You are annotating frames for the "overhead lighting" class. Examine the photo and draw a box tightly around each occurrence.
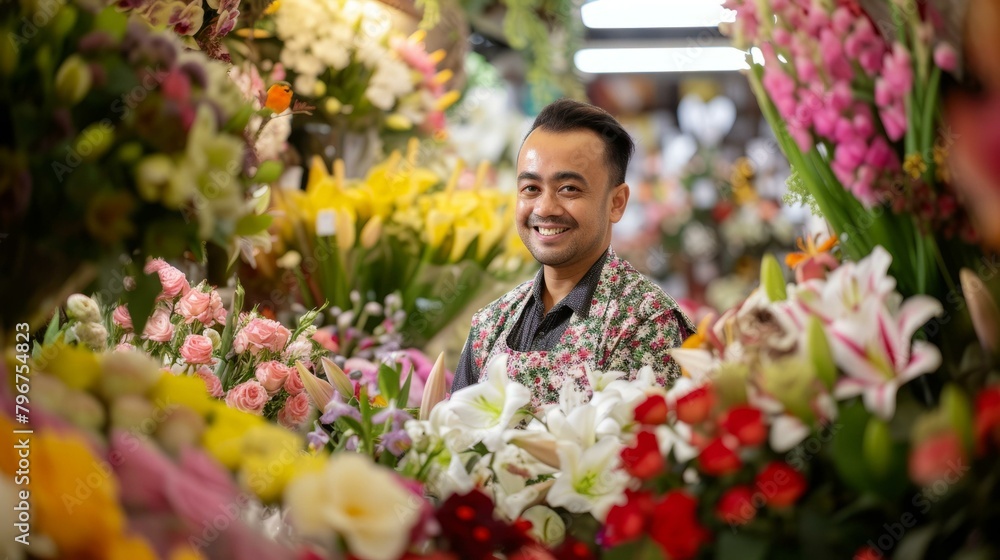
[581,0,736,29]
[574,46,750,74]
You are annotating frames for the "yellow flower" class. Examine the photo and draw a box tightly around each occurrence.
[903,153,928,179]
[202,403,266,469]
[149,372,214,416]
[32,339,102,391]
[237,423,306,503]
[107,534,157,560]
[0,415,129,557]
[785,233,838,270]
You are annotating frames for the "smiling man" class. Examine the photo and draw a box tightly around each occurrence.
[451,98,695,406]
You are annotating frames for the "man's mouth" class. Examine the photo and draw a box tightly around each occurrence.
[535,227,569,236]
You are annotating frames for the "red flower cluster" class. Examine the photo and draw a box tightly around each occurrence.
[433,489,533,560]
[602,489,710,560]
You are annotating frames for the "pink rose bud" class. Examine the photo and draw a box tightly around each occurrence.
[195,367,224,398]
[255,360,291,394]
[277,392,312,429]
[144,258,191,301]
[180,334,215,365]
[113,304,133,330]
[233,317,292,355]
[142,308,175,343]
[225,380,269,415]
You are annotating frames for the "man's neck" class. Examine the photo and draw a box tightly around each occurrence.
[540,249,607,313]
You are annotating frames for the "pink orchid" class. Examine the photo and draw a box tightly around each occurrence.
[829,296,943,419]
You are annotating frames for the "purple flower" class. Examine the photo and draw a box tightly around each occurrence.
[380,429,412,455]
[307,422,330,449]
[372,407,414,431]
[320,396,362,424]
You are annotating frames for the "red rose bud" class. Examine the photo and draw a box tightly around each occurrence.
[634,394,668,425]
[720,405,767,447]
[674,384,715,425]
[649,491,711,560]
[754,462,806,507]
[715,485,757,526]
[975,385,1000,456]
[908,430,968,487]
[601,490,655,547]
[698,437,742,477]
[621,430,665,480]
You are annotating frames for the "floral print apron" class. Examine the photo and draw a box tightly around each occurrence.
[470,249,694,408]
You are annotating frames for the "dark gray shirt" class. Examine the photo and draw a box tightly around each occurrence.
[452,252,608,392]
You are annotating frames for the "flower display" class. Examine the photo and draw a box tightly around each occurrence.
[0,1,275,333]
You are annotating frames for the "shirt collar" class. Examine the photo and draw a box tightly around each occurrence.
[530,249,610,319]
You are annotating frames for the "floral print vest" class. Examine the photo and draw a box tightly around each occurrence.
[469,248,694,408]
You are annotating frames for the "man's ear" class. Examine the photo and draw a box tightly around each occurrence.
[609,182,630,223]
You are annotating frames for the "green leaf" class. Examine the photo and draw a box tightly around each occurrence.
[126,269,163,336]
[253,161,284,185]
[234,213,273,236]
[716,532,769,560]
[862,417,893,478]
[831,400,877,493]
[940,384,974,452]
[760,253,787,301]
[397,368,413,409]
[43,312,61,345]
[604,537,666,560]
[378,363,401,403]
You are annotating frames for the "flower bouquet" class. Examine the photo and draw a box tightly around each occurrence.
[724,0,982,303]
[0,1,275,335]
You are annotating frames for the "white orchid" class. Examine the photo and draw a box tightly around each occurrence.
[446,354,531,451]
[547,437,629,522]
[829,295,943,419]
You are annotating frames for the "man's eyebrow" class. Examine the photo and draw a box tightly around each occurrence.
[516,170,589,186]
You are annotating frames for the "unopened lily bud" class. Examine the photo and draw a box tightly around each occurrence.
[508,433,560,469]
[419,352,447,421]
[760,254,787,301]
[960,268,1000,354]
[360,215,383,249]
[321,356,355,399]
[296,361,335,409]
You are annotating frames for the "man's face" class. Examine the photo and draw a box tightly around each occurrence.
[515,128,629,269]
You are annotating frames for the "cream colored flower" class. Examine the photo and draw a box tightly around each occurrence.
[285,453,420,560]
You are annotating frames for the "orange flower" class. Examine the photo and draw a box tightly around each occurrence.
[785,234,839,282]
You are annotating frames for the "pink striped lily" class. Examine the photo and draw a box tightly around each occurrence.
[829,295,943,420]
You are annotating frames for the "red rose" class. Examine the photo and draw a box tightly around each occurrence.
[698,437,742,477]
[649,491,710,560]
[634,394,668,425]
[719,405,766,447]
[601,489,655,547]
[715,485,756,526]
[674,385,715,425]
[974,385,1000,456]
[621,430,664,480]
[908,430,967,487]
[755,462,806,507]
[853,546,884,560]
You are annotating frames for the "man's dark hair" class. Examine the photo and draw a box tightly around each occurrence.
[527,98,635,187]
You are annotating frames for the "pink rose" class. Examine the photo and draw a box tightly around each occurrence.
[144,258,191,301]
[233,317,291,355]
[115,342,136,353]
[254,360,291,394]
[177,289,227,327]
[195,367,224,398]
[113,305,133,330]
[225,380,269,414]
[142,308,175,343]
[277,392,311,429]
[283,366,304,395]
[180,334,215,365]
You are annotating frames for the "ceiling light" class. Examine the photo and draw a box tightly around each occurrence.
[581,0,736,29]
[574,46,750,74]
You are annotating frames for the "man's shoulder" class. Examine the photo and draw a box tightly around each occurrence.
[613,256,686,318]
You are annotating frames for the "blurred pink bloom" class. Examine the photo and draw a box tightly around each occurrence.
[277,392,311,429]
[113,304,133,330]
[934,43,958,72]
[908,430,966,487]
[195,366,224,397]
[311,326,339,353]
[144,258,190,301]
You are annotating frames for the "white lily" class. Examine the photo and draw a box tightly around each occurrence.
[447,354,531,451]
[829,295,943,419]
[547,437,629,522]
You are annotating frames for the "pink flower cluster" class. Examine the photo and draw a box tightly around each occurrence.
[233,317,292,355]
[390,34,447,134]
[226,363,310,428]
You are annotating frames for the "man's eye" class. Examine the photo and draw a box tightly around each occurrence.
[560,185,579,192]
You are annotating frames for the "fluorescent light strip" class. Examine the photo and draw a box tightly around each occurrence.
[574,46,750,73]
[581,0,736,29]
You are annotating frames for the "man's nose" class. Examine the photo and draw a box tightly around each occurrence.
[534,190,562,217]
